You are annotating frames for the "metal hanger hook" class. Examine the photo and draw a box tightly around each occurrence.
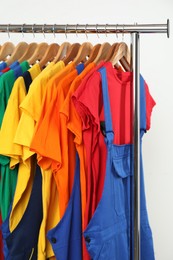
[85,24,88,39]
[105,24,108,37]
[42,24,46,38]
[96,24,100,38]
[52,24,56,38]
[65,24,68,39]
[32,24,35,38]
[116,24,118,39]
[75,24,78,37]
[21,23,25,37]
[122,24,124,41]
[7,24,10,39]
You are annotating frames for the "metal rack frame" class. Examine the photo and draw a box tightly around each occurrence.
[0,20,170,260]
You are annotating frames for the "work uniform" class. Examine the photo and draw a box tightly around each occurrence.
[84,67,155,260]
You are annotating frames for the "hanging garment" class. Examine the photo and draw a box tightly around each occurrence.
[0,61,30,221]
[1,160,42,259]
[29,61,77,171]
[83,66,155,260]
[47,152,82,260]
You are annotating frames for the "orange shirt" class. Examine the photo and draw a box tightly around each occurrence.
[30,62,76,169]
[30,64,79,218]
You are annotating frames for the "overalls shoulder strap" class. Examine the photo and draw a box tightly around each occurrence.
[139,75,147,134]
[98,66,114,145]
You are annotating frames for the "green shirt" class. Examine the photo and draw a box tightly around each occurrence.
[0,61,30,221]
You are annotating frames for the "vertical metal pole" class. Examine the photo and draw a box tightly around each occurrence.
[131,32,140,260]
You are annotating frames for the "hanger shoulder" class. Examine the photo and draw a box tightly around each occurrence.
[93,42,111,64]
[18,42,38,63]
[104,43,119,61]
[73,42,93,65]
[62,43,81,65]
[0,42,15,61]
[27,42,49,65]
[39,43,59,69]
[110,42,131,71]
[53,42,71,63]
[6,42,28,66]
[84,44,101,66]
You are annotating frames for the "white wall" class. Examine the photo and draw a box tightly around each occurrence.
[0,0,173,259]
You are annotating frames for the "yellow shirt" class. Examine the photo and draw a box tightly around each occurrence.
[14,61,65,259]
[0,64,41,231]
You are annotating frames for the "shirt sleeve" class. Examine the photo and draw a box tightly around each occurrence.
[72,72,101,132]
[30,92,62,170]
[0,78,26,168]
[144,81,156,131]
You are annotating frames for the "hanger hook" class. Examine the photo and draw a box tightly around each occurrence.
[96,24,100,38]
[122,24,124,41]
[52,24,56,38]
[85,24,88,39]
[42,24,46,38]
[116,24,118,39]
[21,23,25,37]
[7,24,10,39]
[76,24,78,37]
[105,24,108,37]
[65,24,68,39]
[32,24,35,38]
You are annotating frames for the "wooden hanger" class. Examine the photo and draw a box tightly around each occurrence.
[73,42,93,65]
[93,42,111,65]
[53,42,71,63]
[109,42,131,71]
[39,43,59,69]
[104,43,119,61]
[27,42,49,65]
[0,42,15,61]
[6,42,29,66]
[84,43,101,66]
[18,42,38,63]
[62,43,81,65]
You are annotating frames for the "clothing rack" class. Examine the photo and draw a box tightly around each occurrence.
[0,20,170,260]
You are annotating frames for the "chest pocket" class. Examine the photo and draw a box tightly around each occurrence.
[112,154,132,216]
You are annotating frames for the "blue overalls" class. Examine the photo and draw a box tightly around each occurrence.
[83,67,155,260]
[47,152,82,260]
[1,159,43,259]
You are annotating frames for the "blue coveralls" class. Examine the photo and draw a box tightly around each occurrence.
[47,152,82,260]
[83,67,155,260]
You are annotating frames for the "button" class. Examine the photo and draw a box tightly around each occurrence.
[51,237,57,244]
[85,236,91,243]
